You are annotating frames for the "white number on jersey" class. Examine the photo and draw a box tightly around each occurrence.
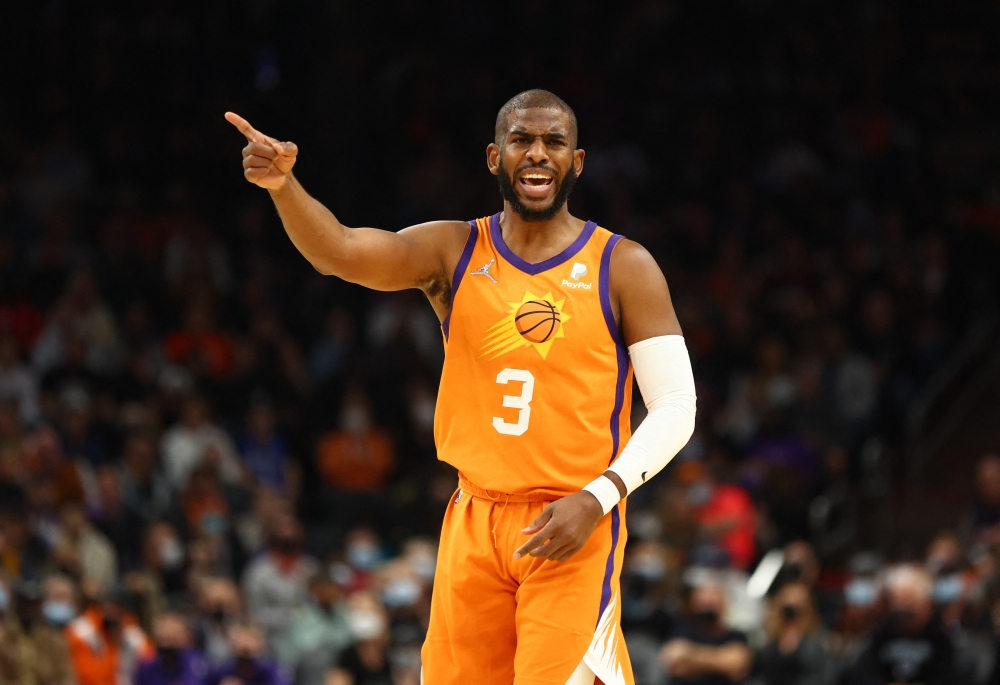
[492,368,535,436]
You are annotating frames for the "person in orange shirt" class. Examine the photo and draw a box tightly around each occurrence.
[227,90,697,685]
[66,593,154,685]
[316,389,394,493]
[163,298,233,380]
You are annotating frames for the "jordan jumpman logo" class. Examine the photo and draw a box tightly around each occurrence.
[470,258,497,283]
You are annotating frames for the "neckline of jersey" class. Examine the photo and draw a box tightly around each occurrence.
[489,212,597,276]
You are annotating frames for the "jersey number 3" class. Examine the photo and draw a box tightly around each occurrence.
[493,368,535,436]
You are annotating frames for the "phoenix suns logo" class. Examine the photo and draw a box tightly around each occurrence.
[480,291,570,360]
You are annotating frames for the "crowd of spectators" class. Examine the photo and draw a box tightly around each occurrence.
[2,1,1000,684]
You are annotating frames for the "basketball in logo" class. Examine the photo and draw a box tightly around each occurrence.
[515,300,561,343]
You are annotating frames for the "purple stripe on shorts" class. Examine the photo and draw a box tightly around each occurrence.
[441,221,478,341]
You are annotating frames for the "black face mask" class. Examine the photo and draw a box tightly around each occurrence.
[235,655,257,676]
[158,647,181,669]
[890,609,918,632]
[693,610,719,629]
[274,538,300,553]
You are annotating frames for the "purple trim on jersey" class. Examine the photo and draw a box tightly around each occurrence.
[599,233,626,348]
[598,505,621,626]
[441,221,479,341]
[597,232,627,627]
[490,212,597,275]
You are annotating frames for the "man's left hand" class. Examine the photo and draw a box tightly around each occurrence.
[513,491,607,562]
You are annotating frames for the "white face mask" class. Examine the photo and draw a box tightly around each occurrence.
[381,578,421,609]
[631,556,666,581]
[348,609,386,641]
[159,538,185,569]
[347,542,380,570]
[687,481,713,506]
[408,554,436,581]
[409,399,435,432]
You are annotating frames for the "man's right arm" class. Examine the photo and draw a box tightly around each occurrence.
[225,112,468,304]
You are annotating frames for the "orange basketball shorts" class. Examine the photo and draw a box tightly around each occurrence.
[421,477,634,685]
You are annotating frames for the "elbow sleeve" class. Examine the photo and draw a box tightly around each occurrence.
[606,335,696,496]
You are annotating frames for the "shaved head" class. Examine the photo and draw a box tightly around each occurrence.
[495,89,578,147]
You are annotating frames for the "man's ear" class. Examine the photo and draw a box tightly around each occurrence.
[574,148,585,177]
[487,143,500,176]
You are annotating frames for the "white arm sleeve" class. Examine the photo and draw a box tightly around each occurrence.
[583,335,697,514]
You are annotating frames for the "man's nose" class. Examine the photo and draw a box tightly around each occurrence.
[526,137,548,163]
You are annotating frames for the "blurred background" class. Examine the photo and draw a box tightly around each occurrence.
[1,1,1000,684]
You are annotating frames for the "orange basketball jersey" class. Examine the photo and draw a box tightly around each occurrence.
[435,213,633,498]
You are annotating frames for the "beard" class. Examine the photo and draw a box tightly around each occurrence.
[497,158,578,222]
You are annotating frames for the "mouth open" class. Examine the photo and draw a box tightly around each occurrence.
[518,171,555,198]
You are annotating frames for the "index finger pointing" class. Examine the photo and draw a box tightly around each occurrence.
[225,112,260,141]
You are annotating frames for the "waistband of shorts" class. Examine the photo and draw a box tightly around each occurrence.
[457,474,559,503]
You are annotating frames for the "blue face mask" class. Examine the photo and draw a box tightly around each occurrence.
[932,574,964,604]
[381,578,421,609]
[0,586,9,613]
[844,579,878,607]
[42,600,76,627]
[347,542,379,571]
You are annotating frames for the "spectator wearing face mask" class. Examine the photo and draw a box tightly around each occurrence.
[374,559,425,648]
[677,461,757,570]
[276,570,351,685]
[620,542,677,685]
[341,528,385,590]
[848,564,954,685]
[205,621,289,685]
[242,513,318,648]
[193,577,243,668]
[65,591,154,685]
[316,390,394,493]
[125,523,186,631]
[748,581,839,685]
[835,558,884,662]
[136,613,207,685]
[327,592,392,685]
[1,575,79,685]
[660,578,753,685]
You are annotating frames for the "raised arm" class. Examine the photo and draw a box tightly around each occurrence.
[225,113,468,312]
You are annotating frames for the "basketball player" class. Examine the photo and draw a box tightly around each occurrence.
[226,90,696,685]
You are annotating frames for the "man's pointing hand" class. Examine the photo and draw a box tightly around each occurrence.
[225,112,297,190]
